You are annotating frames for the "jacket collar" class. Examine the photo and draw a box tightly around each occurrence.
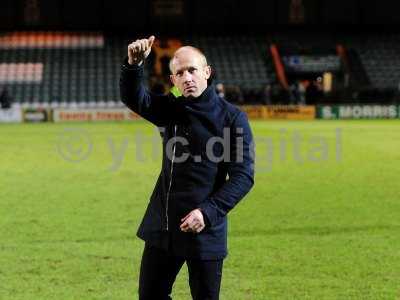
[177,85,217,108]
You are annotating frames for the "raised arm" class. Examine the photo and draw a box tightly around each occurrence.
[120,36,173,126]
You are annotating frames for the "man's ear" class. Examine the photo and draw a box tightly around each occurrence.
[170,74,176,85]
[204,65,211,80]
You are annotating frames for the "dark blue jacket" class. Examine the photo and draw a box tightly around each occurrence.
[120,61,255,259]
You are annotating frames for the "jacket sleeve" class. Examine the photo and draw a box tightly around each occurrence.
[119,58,172,126]
[199,111,255,227]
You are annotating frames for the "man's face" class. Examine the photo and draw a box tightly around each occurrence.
[170,49,211,98]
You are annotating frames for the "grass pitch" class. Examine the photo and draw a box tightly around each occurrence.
[1,120,399,299]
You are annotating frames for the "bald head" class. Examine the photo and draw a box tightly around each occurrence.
[169,46,211,98]
[169,46,208,74]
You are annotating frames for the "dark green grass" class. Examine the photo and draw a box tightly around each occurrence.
[1,120,399,299]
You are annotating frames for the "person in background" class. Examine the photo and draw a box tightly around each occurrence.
[215,82,225,100]
[0,86,13,109]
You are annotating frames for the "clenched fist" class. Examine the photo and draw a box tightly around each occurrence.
[180,209,206,234]
[127,35,155,66]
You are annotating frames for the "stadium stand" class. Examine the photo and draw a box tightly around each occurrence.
[1,31,400,108]
[343,33,400,90]
[0,32,277,107]
[0,32,119,108]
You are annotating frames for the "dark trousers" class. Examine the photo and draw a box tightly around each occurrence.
[139,243,223,300]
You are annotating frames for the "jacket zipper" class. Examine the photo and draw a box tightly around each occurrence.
[165,124,177,231]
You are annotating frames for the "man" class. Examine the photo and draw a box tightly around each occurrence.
[120,36,254,300]
[0,86,12,109]
[215,83,225,100]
